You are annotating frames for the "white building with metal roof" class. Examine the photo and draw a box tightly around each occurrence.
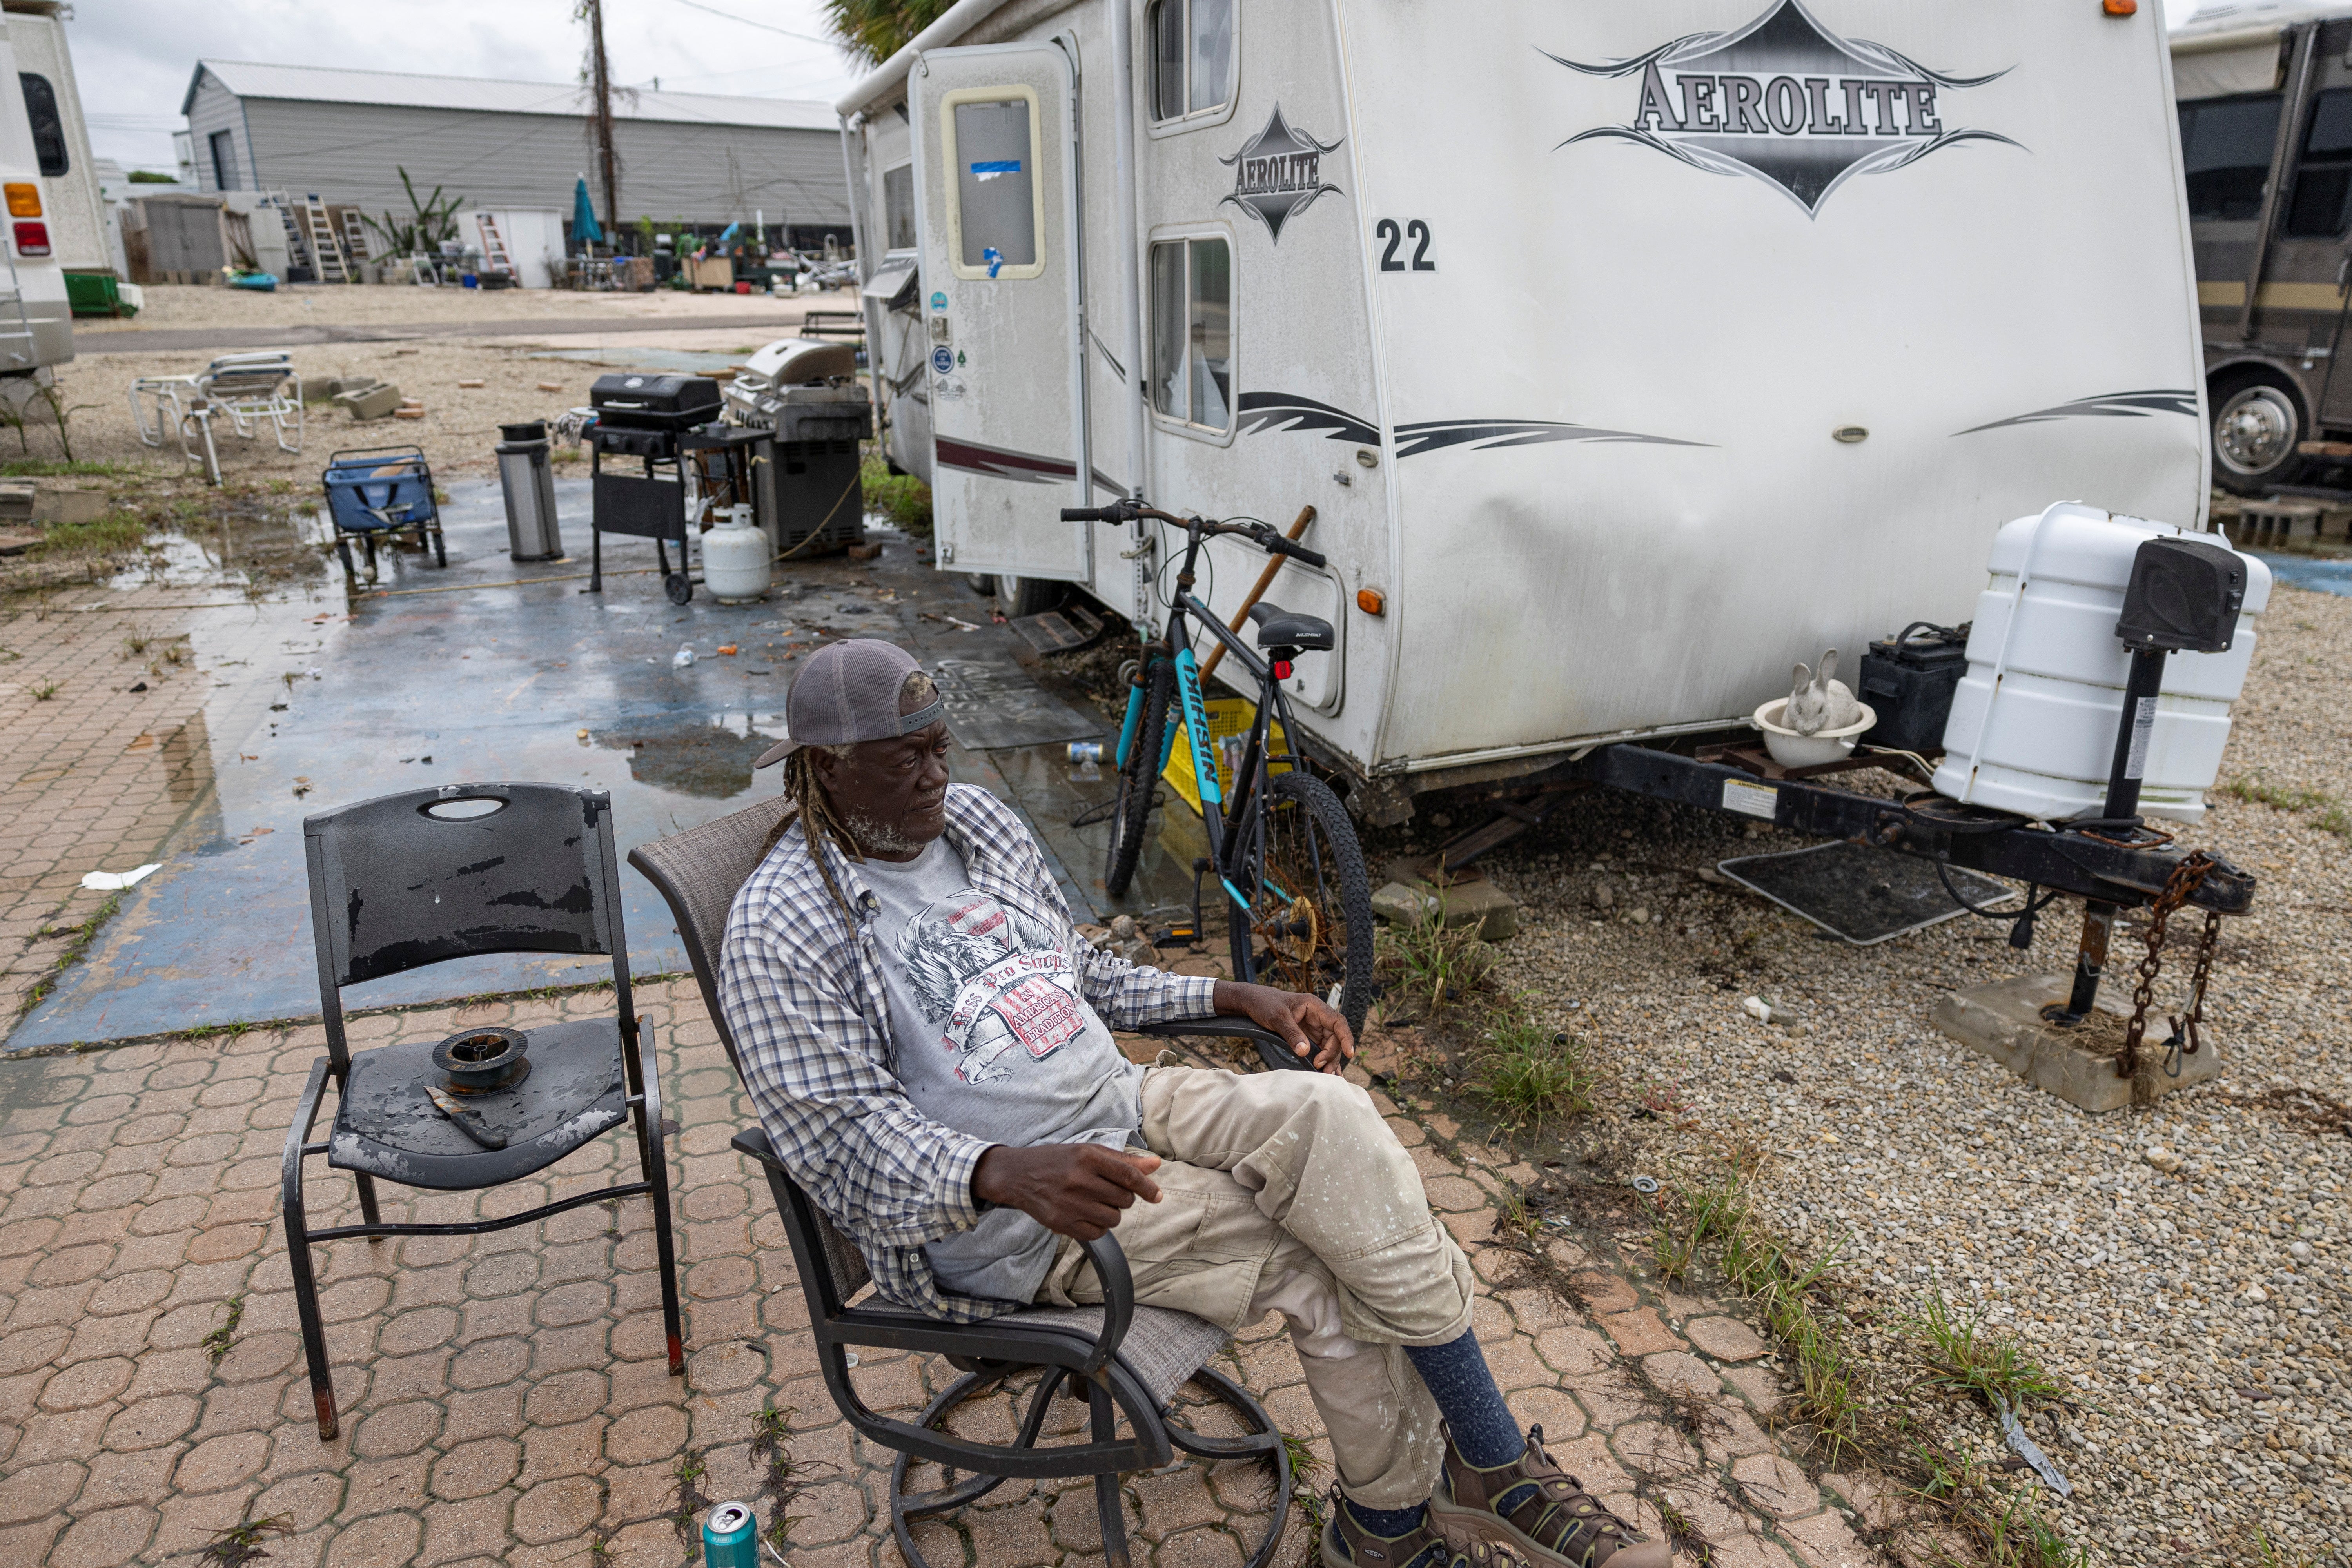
[180,60,849,240]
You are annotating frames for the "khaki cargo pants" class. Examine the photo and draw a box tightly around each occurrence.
[1038,1064,1475,1509]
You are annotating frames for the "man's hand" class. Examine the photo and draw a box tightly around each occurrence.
[1213,979,1356,1073]
[971,1143,1163,1240]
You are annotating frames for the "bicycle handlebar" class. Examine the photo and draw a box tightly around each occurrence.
[1058,503,1327,569]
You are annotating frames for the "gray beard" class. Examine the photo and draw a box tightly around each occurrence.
[842,809,920,857]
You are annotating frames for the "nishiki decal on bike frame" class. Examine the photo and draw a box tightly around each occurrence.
[1219,106,1345,243]
[1546,0,2018,215]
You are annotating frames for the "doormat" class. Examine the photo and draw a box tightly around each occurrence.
[1716,840,2011,946]
[925,654,1105,751]
[1010,602,1105,654]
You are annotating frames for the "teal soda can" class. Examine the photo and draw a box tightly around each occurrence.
[702,1500,758,1568]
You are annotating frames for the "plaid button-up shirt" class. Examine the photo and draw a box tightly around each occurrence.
[717,782,1218,1321]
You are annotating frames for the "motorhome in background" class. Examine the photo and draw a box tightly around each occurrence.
[843,1,2207,822]
[0,0,73,384]
[3,2,104,299]
[2170,0,2352,492]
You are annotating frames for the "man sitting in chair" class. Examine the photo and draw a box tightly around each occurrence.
[720,639,1663,1568]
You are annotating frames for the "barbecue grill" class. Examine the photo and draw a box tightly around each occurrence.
[585,374,736,603]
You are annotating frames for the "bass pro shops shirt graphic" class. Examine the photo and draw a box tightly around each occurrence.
[894,888,1089,1085]
[1548,0,2018,215]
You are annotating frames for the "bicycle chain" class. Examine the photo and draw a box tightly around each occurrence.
[2118,850,2216,1081]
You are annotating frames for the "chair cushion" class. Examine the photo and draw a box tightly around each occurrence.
[327,1017,628,1190]
[858,1300,1227,1407]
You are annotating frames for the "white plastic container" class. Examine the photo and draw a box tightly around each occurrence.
[1751,699,1877,768]
[1933,503,2270,824]
[701,506,771,604]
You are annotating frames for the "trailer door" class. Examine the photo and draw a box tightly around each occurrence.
[911,42,1091,583]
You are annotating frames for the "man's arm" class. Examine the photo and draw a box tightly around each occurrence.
[720,907,991,1249]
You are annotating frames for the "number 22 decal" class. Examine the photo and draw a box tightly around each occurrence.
[1375,219,1436,272]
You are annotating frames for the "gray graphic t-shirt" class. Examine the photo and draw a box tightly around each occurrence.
[857,837,1143,1305]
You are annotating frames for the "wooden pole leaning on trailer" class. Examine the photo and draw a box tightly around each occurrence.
[1198,505,1314,683]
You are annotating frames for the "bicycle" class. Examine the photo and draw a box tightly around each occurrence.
[1060,499,1376,1051]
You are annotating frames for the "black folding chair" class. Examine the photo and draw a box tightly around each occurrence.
[630,798,1295,1568]
[283,782,684,1441]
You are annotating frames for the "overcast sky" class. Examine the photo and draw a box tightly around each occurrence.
[63,0,2215,177]
[63,0,867,174]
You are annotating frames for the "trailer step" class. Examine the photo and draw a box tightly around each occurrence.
[1717,840,2008,946]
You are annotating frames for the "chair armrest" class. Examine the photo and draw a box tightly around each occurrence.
[1134,1016,1314,1072]
[732,1123,1138,1375]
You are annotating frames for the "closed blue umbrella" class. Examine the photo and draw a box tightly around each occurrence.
[572,175,603,246]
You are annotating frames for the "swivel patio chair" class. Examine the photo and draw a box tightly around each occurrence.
[630,796,1296,1568]
[282,782,684,1441]
[130,351,304,486]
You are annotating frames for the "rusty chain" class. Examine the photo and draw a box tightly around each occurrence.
[2118,849,2216,1080]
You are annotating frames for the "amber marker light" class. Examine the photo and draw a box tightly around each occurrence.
[1357,588,1386,615]
[4,184,40,217]
[2103,0,2138,15]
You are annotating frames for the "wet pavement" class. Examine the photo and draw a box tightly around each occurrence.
[8,479,1201,1051]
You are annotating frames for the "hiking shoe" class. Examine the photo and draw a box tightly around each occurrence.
[1427,1425,1669,1568]
[1321,1486,1532,1568]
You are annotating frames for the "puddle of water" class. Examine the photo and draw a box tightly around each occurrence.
[590,710,789,800]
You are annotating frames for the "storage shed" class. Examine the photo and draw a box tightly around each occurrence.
[180,60,850,242]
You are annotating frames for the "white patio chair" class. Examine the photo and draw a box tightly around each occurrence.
[129,352,304,486]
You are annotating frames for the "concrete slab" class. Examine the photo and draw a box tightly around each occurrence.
[1380,857,1519,941]
[1930,972,2224,1112]
[4,477,1135,1051]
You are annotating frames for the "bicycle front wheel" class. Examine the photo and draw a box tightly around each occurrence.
[1103,655,1173,898]
[1230,770,1376,1042]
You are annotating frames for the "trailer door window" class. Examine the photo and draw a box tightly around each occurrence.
[2285,89,2352,237]
[1151,236,1231,431]
[883,163,917,250]
[941,89,1043,279]
[17,74,64,178]
[1150,0,1234,122]
[2178,93,2282,222]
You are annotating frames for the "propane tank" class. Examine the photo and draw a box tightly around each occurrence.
[701,504,771,604]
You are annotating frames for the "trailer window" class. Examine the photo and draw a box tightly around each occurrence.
[940,89,1043,280]
[2178,93,2281,222]
[883,163,917,250]
[2285,89,2352,237]
[1149,0,1234,123]
[1151,237,1231,431]
[18,75,65,178]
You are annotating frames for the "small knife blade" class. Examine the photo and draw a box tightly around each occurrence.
[423,1084,508,1150]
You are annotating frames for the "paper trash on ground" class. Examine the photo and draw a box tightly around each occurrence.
[82,864,161,891]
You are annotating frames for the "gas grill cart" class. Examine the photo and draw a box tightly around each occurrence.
[584,374,760,605]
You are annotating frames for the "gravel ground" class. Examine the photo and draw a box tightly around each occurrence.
[1412,584,2352,1565]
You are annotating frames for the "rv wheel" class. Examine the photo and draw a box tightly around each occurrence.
[995,575,1067,618]
[965,573,996,597]
[2210,372,2310,495]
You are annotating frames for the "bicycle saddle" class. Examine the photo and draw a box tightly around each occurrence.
[1247,602,1335,651]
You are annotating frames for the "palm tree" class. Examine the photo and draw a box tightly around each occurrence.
[821,0,956,67]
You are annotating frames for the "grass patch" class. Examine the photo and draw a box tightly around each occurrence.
[197,1511,292,1568]
[1904,1284,2070,1417]
[1373,899,1498,1020]
[31,681,54,700]
[0,457,127,477]
[1475,1012,1599,1132]
[1649,1160,2089,1566]
[2219,773,2352,840]
[30,512,149,557]
[862,452,932,533]
[204,1294,244,1367]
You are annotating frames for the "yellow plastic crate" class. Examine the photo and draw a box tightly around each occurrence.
[1162,695,1290,817]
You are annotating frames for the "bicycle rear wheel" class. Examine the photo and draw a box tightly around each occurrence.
[1229,770,1375,1043]
[1103,655,1173,898]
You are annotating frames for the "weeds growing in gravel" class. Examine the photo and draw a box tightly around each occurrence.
[1475,1014,1598,1131]
[1905,1284,2070,1416]
[2220,773,2352,840]
[1374,901,1497,1019]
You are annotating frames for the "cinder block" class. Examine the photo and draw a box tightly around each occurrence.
[1378,858,1519,941]
[31,488,107,524]
[337,383,403,421]
[1931,973,2223,1111]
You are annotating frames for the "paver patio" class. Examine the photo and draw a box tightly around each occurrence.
[0,971,1893,1568]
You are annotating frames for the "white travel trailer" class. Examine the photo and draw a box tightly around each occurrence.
[0,1,73,380]
[839,0,2207,821]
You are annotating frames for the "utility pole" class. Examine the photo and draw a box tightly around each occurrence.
[582,0,619,240]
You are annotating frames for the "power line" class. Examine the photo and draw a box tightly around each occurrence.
[667,0,838,49]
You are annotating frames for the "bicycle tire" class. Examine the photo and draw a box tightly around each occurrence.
[1103,655,1173,898]
[1229,770,1376,1043]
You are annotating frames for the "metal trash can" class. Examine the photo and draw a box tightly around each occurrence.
[496,420,564,561]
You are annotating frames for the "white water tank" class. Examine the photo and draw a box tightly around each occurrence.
[700,506,771,604]
[1932,502,2270,824]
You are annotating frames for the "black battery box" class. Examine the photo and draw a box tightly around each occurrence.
[1857,622,1970,753]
